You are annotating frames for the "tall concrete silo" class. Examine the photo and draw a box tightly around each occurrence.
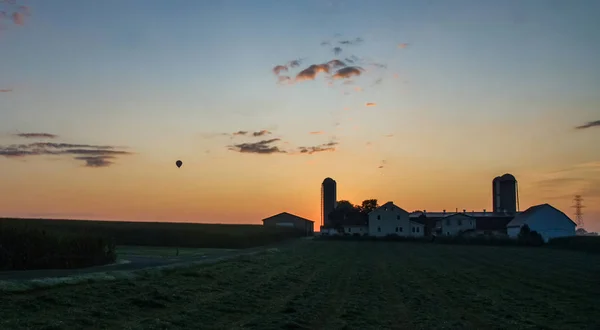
[492,176,501,213]
[492,174,518,214]
[321,178,337,227]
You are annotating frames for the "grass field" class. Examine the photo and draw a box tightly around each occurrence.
[0,218,305,249]
[117,246,237,259]
[1,241,599,330]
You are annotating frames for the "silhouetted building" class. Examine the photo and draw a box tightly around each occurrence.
[492,173,518,214]
[262,212,314,235]
[321,177,337,227]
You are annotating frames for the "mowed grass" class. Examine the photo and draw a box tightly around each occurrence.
[117,246,237,259]
[1,241,599,330]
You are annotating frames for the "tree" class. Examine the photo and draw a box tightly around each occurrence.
[336,200,355,211]
[359,199,378,214]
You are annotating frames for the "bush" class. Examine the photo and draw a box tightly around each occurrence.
[548,236,600,254]
[517,225,545,247]
[0,224,116,271]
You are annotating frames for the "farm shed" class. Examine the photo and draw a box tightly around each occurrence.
[506,203,576,242]
[262,212,314,236]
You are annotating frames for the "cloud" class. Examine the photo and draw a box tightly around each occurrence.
[575,120,600,130]
[297,141,338,154]
[74,156,115,168]
[199,132,230,139]
[309,131,324,135]
[0,89,12,93]
[378,159,388,169]
[228,138,285,154]
[332,66,363,80]
[252,130,271,137]
[384,134,393,137]
[272,65,288,75]
[231,130,271,137]
[398,43,409,49]
[327,59,346,69]
[14,133,58,139]
[296,64,331,81]
[0,141,133,167]
[333,47,342,55]
[277,75,293,85]
[339,37,363,45]
[272,59,303,76]
[366,102,377,107]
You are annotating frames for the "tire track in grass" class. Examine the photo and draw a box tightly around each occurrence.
[125,249,311,329]
[224,244,330,329]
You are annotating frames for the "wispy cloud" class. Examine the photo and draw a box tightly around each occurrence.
[272,59,304,76]
[0,3,31,26]
[384,134,393,138]
[333,47,342,55]
[0,89,12,93]
[309,131,324,135]
[339,37,363,45]
[575,120,600,130]
[231,130,272,137]
[398,43,409,49]
[228,138,286,154]
[297,141,338,154]
[366,102,377,107]
[296,64,331,82]
[14,133,58,139]
[0,141,133,168]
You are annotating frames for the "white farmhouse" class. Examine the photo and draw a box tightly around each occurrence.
[435,213,476,236]
[506,203,576,242]
[368,202,424,237]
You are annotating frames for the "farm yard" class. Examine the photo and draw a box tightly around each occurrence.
[1,240,599,329]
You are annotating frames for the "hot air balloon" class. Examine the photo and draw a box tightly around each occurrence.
[176,160,182,168]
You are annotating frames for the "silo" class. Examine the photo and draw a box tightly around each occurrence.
[498,173,517,214]
[492,176,501,213]
[321,178,337,227]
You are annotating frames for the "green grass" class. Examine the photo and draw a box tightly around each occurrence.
[1,241,599,329]
[117,246,237,258]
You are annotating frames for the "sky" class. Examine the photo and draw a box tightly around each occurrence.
[1,0,599,232]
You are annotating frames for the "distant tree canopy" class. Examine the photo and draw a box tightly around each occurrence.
[327,199,379,229]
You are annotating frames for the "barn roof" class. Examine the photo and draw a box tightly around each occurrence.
[262,212,315,223]
[506,203,576,228]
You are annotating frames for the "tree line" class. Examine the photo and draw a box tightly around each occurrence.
[326,199,379,229]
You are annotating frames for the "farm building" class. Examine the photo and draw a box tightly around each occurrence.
[368,202,424,237]
[262,212,314,235]
[434,213,476,236]
[506,203,576,242]
[410,210,513,237]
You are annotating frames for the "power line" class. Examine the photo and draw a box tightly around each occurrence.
[572,195,585,227]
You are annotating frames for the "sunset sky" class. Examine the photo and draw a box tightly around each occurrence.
[1,0,599,232]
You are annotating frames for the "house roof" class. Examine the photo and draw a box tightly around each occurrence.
[435,213,476,221]
[262,212,315,223]
[369,201,409,215]
[506,203,576,228]
[409,211,515,218]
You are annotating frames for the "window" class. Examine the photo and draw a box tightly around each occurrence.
[457,219,462,226]
[470,221,472,225]
[416,227,420,233]
[412,227,415,233]
[348,227,352,233]
[377,227,381,232]
[377,215,381,220]
[395,227,398,232]
[384,207,387,211]
[399,227,403,232]
[396,215,400,220]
